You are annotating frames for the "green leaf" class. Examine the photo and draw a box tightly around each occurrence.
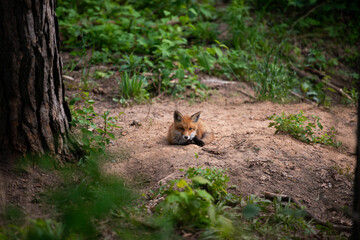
[177,179,188,188]
[178,53,191,69]
[206,47,216,56]
[69,97,81,106]
[196,189,214,202]
[215,215,233,237]
[163,10,171,16]
[107,132,115,139]
[213,47,223,58]
[207,203,216,223]
[166,194,180,204]
[175,68,185,80]
[242,203,260,220]
[192,176,211,186]
[179,191,189,203]
[327,87,336,92]
[214,40,229,49]
[188,8,198,17]
[137,37,148,48]
[76,109,86,115]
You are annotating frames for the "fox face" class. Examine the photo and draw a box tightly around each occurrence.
[173,110,201,144]
[167,110,214,146]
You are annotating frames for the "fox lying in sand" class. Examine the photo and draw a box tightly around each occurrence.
[167,110,214,147]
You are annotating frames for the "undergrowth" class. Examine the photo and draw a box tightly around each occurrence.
[57,0,359,104]
[0,159,348,239]
[68,91,122,155]
[269,110,342,147]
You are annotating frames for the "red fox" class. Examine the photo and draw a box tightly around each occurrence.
[167,110,214,147]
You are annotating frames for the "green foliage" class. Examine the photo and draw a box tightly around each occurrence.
[255,0,360,44]
[0,219,64,240]
[242,202,261,220]
[269,111,342,147]
[57,0,359,104]
[0,154,135,240]
[343,87,359,105]
[183,166,229,201]
[238,195,316,238]
[0,163,346,239]
[115,72,149,103]
[223,0,253,50]
[151,167,329,239]
[300,80,328,105]
[305,48,327,71]
[251,53,296,102]
[68,92,122,153]
[49,155,133,239]
[156,177,234,238]
[93,70,114,80]
[270,200,310,231]
[1,206,26,226]
[56,0,249,99]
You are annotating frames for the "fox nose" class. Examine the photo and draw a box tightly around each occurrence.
[183,136,189,140]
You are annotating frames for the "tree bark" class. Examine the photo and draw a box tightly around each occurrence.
[0,0,80,161]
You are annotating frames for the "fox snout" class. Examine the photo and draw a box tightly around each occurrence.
[183,135,190,140]
[182,130,196,141]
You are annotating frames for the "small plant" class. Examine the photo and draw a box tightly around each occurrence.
[342,87,359,105]
[156,177,234,238]
[99,110,122,144]
[183,166,230,201]
[119,53,145,73]
[269,111,341,147]
[305,48,327,71]
[150,168,323,239]
[51,157,133,238]
[68,92,122,153]
[300,80,332,106]
[250,53,296,102]
[93,70,114,80]
[332,164,354,180]
[0,219,64,240]
[117,72,149,103]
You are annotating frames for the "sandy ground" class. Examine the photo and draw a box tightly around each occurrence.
[95,80,357,228]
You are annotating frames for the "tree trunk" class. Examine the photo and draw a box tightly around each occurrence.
[0,0,80,161]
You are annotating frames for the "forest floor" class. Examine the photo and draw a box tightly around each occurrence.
[88,74,356,230]
[1,72,357,235]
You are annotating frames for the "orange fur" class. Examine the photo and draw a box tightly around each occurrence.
[167,111,214,146]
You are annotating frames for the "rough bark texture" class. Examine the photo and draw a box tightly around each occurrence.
[0,0,78,161]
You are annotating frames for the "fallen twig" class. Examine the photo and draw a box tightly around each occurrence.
[290,91,317,105]
[238,88,255,100]
[291,66,352,100]
[158,172,178,185]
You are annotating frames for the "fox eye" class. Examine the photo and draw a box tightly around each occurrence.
[189,128,193,130]
[178,127,184,131]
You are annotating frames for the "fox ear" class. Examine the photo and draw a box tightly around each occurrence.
[191,111,201,123]
[174,110,183,122]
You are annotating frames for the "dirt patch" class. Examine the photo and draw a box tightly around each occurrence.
[0,162,59,222]
[0,78,356,231]
[99,81,356,228]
